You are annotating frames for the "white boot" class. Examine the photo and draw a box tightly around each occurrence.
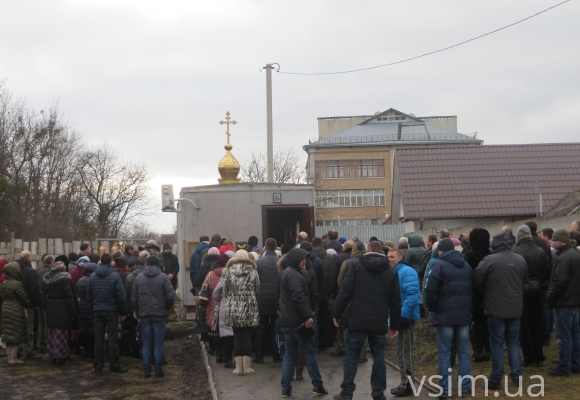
[233,356,244,376]
[242,355,254,375]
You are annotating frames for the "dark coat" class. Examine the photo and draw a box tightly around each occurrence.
[45,271,78,329]
[418,247,433,280]
[314,247,335,299]
[547,244,580,308]
[195,255,218,289]
[474,246,527,319]
[17,258,41,308]
[513,238,550,290]
[125,265,144,316]
[466,228,491,323]
[256,251,280,316]
[425,250,472,326]
[77,263,97,335]
[307,251,324,289]
[0,263,31,343]
[278,249,313,327]
[189,242,209,286]
[324,240,343,254]
[38,265,52,308]
[404,235,424,272]
[331,250,352,296]
[132,266,175,319]
[333,253,401,333]
[87,264,127,315]
[161,252,180,287]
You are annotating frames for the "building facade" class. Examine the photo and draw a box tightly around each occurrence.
[304,108,482,226]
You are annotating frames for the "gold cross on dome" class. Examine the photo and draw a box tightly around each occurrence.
[219,111,237,144]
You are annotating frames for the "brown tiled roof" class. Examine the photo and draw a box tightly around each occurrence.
[395,144,580,221]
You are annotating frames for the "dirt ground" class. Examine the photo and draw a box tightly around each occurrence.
[0,335,212,400]
[385,319,580,399]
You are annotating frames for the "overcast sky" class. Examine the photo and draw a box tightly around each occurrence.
[1,0,578,233]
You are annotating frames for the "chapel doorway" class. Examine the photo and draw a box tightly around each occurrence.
[261,205,314,247]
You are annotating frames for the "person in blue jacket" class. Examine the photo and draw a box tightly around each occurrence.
[388,249,420,397]
[425,238,473,398]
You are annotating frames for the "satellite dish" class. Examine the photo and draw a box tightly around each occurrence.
[374,111,381,115]
[409,113,416,117]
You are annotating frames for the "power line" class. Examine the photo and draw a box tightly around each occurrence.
[278,0,571,76]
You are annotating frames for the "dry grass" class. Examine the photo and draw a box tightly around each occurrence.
[385,320,580,399]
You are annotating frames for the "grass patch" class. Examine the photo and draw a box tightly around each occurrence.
[386,319,580,399]
[166,320,196,330]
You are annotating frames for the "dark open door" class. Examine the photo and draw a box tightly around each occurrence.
[301,206,315,240]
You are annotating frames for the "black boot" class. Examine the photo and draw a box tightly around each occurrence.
[223,337,234,368]
[208,336,216,356]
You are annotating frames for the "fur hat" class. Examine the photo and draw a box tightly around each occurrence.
[52,261,66,271]
[208,247,220,256]
[552,229,570,244]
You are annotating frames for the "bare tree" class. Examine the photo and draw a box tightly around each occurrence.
[75,144,153,238]
[240,148,307,184]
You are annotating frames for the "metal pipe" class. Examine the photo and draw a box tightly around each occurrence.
[266,63,274,183]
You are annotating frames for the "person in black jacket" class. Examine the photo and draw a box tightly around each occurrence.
[45,261,78,365]
[512,225,549,367]
[161,244,180,289]
[332,241,401,400]
[324,229,344,254]
[546,229,580,377]
[278,248,328,398]
[17,251,42,359]
[312,238,335,351]
[254,238,280,364]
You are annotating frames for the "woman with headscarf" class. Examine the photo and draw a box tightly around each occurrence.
[213,264,235,369]
[45,261,78,365]
[466,228,491,362]
[206,254,229,363]
[223,250,260,376]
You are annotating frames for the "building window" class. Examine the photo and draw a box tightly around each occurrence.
[316,189,385,208]
[318,218,380,226]
[315,159,385,179]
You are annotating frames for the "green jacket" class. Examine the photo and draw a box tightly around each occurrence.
[1,263,31,344]
[224,260,260,328]
[405,235,425,273]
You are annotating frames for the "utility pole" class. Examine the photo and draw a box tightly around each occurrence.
[263,63,278,183]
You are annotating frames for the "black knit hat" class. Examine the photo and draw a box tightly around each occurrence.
[146,256,160,266]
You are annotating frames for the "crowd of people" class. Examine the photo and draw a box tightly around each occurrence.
[0,240,179,379]
[190,220,580,399]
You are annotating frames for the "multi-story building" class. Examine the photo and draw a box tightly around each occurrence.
[303,108,482,226]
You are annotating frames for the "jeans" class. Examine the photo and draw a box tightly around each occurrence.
[487,316,521,382]
[94,312,121,369]
[281,326,323,391]
[140,316,166,375]
[396,324,415,386]
[255,314,279,361]
[553,307,580,374]
[437,325,471,395]
[340,330,386,399]
[541,287,554,343]
[313,304,319,348]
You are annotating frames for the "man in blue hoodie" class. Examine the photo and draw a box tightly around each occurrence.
[389,249,420,397]
[425,238,473,398]
[87,253,128,374]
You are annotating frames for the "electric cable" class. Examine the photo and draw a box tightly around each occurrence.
[278,0,571,75]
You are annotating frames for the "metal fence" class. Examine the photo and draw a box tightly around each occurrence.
[315,224,406,244]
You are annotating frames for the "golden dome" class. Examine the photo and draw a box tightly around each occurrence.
[218,143,241,184]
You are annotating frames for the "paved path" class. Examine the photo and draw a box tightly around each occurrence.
[209,352,432,399]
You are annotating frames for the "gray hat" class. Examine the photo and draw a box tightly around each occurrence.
[146,255,160,266]
[516,225,531,241]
